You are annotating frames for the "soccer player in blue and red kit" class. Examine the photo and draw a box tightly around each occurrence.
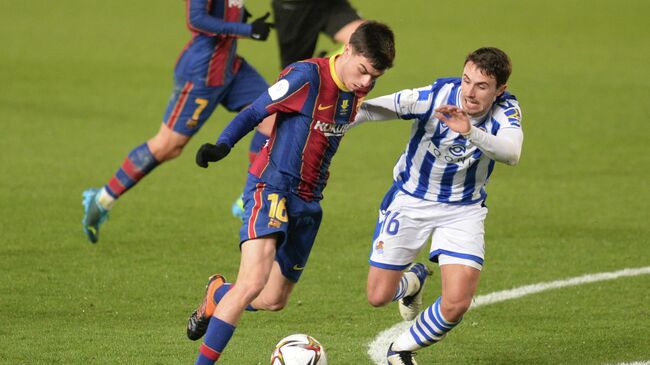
[185,21,395,364]
[81,0,275,243]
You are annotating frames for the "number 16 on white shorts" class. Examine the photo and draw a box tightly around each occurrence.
[369,189,488,271]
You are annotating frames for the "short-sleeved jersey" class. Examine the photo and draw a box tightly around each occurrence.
[392,77,522,204]
[175,0,251,87]
[217,57,368,201]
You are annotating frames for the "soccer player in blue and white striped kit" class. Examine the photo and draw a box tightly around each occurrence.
[355,47,523,365]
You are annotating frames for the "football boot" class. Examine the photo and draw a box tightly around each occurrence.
[81,188,109,244]
[187,274,227,341]
[399,263,431,321]
[387,342,418,365]
[231,195,245,221]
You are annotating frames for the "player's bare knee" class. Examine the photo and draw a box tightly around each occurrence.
[367,291,391,307]
[234,280,266,303]
[441,298,471,322]
[264,297,288,312]
[152,143,184,162]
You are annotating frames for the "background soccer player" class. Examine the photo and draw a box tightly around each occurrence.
[81,0,275,243]
[186,21,395,365]
[272,0,365,68]
[354,47,523,365]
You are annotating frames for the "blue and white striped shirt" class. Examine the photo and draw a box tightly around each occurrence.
[373,77,523,204]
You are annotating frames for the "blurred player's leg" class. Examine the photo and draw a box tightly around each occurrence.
[81,188,109,244]
[82,139,161,243]
[81,78,222,243]
[318,1,363,58]
[272,0,322,68]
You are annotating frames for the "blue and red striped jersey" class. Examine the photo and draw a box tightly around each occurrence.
[217,57,369,201]
[175,0,253,87]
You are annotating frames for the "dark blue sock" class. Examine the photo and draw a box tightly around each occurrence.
[195,317,236,365]
[106,142,159,198]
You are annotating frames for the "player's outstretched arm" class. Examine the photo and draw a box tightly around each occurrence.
[353,87,431,127]
[187,0,257,37]
[353,94,401,126]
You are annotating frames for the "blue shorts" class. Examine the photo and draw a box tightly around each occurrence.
[162,60,268,136]
[239,175,323,282]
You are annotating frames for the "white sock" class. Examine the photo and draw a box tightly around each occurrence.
[392,271,421,301]
[403,271,421,297]
[97,187,116,210]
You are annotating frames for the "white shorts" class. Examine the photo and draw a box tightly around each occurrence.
[369,186,488,271]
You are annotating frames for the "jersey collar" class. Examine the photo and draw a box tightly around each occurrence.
[329,55,350,92]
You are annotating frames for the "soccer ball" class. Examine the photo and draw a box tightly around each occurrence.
[270,334,328,365]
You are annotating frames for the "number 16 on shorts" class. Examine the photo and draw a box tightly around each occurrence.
[378,210,400,236]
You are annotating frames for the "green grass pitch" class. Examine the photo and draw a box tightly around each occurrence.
[1,0,649,364]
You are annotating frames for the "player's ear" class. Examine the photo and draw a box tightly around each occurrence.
[496,83,507,97]
[343,43,353,57]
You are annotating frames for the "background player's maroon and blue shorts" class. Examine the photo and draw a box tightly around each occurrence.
[162,59,268,136]
[238,174,322,283]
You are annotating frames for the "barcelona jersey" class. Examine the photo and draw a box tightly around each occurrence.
[175,0,252,87]
[217,56,369,201]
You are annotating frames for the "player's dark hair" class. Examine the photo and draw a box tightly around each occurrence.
[465,47,512,87]
[349,21,395,71]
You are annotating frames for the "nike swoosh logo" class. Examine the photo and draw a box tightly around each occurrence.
[292,264,304,271]
[317,104,333,111]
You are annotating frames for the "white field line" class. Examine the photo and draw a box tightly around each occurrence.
[367,266,650,365]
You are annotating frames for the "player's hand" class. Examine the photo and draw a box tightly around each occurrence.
[242,7,252,23]
[434,105,471,135]
[250,12,273,41]
[196,143,231,168]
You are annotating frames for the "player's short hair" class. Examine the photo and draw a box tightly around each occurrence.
[465,47,512,87]
[349,21,395,71]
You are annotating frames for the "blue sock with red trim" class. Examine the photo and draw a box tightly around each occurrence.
[195,317,236,365]
[105,143,159,199]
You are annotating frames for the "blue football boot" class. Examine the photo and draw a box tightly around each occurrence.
[81,188,109,244]
[231,194,245,221]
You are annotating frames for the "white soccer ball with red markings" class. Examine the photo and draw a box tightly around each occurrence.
[270,334,328,365]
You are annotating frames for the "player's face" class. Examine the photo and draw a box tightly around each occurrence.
[461,61,507,117]
[338,47,383,92]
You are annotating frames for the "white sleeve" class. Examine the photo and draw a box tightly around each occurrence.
[353,85,434,127]
[354,93,401,124]
[464,126,523,166]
